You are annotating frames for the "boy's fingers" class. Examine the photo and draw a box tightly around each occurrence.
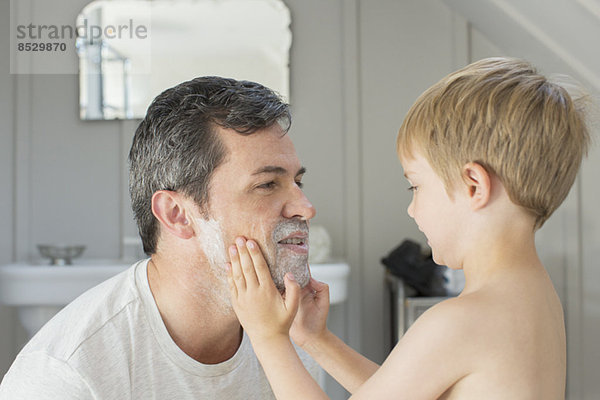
[310,277,330,304]
[310,277,328,292]
[229,245,246,291]
[284,273,301,316]
[235,237,259,288]
[246,240,273,286]
[225,263,238,299]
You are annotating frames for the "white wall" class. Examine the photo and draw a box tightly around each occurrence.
[2,0,599,398]
[0,0,16,376]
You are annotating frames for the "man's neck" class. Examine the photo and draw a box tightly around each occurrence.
[147,256,243,364]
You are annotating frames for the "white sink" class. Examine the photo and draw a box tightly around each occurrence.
[0,259,349,337]
[310,262,350,305]
[0,259,132,337]
[0,260,131,306]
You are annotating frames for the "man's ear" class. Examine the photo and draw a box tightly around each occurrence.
[461,162,491,211]
[151,190,194,239]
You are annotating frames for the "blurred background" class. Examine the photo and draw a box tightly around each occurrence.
[1,0,599,398]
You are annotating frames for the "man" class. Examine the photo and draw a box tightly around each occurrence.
[0,77,320,398]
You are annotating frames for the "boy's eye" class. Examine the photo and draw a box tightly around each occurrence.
[407,185,417,192]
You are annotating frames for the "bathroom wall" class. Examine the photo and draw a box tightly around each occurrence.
[0,0,16,377]
[2,0,600,398]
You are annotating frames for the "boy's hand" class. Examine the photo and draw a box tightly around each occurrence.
[227,237,301,345]
[290,277,330,348]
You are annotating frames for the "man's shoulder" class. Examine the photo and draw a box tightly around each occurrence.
[21,262,144,361]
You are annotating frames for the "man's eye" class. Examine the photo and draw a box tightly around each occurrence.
[296,181,304,189]
[257,181,277,190]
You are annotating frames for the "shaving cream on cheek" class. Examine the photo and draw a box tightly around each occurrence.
[192,217,234,316]
[194,218,228,268]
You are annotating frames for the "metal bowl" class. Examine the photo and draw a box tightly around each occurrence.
[37,245,86,265]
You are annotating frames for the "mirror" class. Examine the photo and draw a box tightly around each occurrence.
[77,0,291,120]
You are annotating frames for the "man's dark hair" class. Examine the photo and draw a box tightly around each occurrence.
[129,76,291,255]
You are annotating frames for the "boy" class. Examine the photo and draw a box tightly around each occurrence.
[226,57,591,399]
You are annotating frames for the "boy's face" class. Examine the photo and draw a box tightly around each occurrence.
[401,151,467,268]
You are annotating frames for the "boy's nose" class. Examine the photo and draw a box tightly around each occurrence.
[407,199,415,219]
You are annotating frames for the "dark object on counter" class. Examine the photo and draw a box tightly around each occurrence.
[381,240,447,297]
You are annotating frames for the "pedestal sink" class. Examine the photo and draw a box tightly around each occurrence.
[0,259,349,338]
[0,259,132,337]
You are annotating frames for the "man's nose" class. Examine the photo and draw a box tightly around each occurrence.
[283,186,316,221]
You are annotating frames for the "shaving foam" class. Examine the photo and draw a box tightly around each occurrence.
[195,218,228,268]
[194,217,231,315]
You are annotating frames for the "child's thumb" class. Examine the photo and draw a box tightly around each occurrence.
[284,273,301,315]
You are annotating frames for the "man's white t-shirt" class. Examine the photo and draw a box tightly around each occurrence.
[0,259,320,399]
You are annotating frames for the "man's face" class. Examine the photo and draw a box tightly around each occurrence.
[196,124,316,291]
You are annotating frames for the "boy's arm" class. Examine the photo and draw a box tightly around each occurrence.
[291,281,379,393]
[227,237,328,400]
[292,273,475,399]
[227,237,472,399]
[251,335,329,400]
[301,330,379,393]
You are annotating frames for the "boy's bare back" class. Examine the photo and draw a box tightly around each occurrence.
[352,257,565,400]
[435,264,565,399]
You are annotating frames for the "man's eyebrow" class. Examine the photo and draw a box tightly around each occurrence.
[252,166,307,177]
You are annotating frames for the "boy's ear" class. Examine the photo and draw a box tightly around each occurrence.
[461,162,491,210]
[151,190,194,239]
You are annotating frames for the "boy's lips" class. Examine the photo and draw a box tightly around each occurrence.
[277,232,309,254]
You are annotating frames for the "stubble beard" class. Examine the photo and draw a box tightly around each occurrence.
[263,219,310,292]
[196,216,310,305]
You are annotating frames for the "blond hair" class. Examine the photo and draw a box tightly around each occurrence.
[397,57,592,229]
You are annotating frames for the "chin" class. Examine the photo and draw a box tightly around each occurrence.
[271,256,310,292]
[294,267,311,288]
[431,250,444,266]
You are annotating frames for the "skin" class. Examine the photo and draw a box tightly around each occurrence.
[146,124,316,364]
[207,125,314,291]
[228,150,567,399]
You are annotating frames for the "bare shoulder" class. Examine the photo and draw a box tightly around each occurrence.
[401,295,479,348]
[436,276,567,399]
[353,297,481,399]
[400,294,491,364]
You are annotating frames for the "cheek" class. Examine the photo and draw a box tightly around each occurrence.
[194,218,228,266]
[212,192,287,247]
[218,211,277,253]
